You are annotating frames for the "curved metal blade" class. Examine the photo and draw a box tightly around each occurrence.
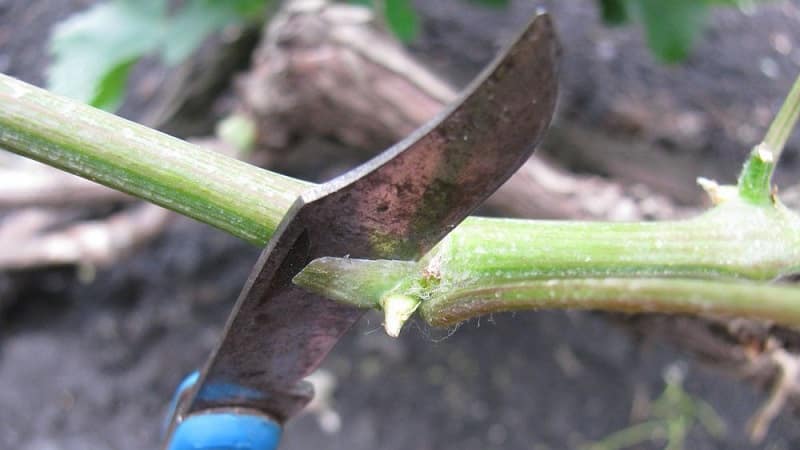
[176,11,559,426]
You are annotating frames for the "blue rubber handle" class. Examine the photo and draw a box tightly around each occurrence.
[168,413,281,450]
[166,372,282,450]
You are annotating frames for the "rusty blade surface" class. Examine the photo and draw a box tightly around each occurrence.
[178,12,559,424]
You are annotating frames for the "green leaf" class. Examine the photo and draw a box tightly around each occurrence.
[599,0,764,62]
[162,0,267,64]
[91,59,136,112]
[48,0,268,111]
[229,0,270,17]
[598,0,631,26]
[48,0,166,109]
[631,0,709,63]
[162,2,239,64]
[385,0,419,43]
[347,0,420,42]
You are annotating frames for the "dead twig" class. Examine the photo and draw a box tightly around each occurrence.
[0,165,132,209]
[748,344,800,443]
[239,0,684,221]
[0,203,172,271]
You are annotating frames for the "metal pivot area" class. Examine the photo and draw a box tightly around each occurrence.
[165,11,560,439]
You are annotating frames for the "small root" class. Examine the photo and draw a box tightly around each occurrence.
[747,342,800,443]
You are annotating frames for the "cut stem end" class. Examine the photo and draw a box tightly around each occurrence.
[738,73,800,204]
[381,294,421,337]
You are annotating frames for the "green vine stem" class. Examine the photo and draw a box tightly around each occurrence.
[295,73,800,335]
[2,71,800,337]
[738,73,800,204]
[294,200,800,330]
[424,278,800,328]
[0,74,309,246]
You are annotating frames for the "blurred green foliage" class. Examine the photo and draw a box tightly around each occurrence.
[47,0,760,111]
[584,366,726,450]
[353,0,421,43]
[598,0,757,63]
[351,0,511,43]
[358,0,757,62]
[47,0,266,111]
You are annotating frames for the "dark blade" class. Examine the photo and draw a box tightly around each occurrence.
[178,12,559,424]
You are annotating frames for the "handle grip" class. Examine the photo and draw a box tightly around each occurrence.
[164,372,282,450]
[168,412,281,450]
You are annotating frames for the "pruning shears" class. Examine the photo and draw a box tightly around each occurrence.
[164,12,559,449]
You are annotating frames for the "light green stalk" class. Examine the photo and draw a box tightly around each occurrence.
[295,73,800,335]
[295,202,800,329]
[2,71,800,337]
[738,74,800,204]
[0,74,309,246]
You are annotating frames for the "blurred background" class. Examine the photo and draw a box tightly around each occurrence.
[2,0,800,448]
